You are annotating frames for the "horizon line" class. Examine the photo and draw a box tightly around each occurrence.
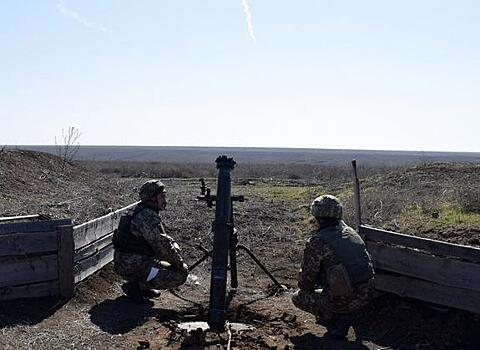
[10,144,480,155]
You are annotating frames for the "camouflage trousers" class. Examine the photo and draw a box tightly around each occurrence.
[114,251,188,290]
[291,280,374,324]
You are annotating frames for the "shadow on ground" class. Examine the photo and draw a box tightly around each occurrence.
[353,294,480,350]
[89,295,205,334]
[87,292,480,349]
[0,297,68,328]
[289,293,480,350]
[291,332,369,350]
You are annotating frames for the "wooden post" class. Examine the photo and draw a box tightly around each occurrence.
[57,224,75,298]
[351,160,362,235]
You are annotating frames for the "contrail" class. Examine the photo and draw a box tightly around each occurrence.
[57,0,109,34]
[241,0,256,43]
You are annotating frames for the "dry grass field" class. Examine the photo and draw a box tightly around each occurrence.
[1,149,479,349]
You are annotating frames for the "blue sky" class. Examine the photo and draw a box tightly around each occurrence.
[1,1,479,151]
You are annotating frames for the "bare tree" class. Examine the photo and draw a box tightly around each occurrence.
[55,126,82,172]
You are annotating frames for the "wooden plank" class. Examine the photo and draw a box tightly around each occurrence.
[368,241,480,292]
[0,280,60,301]
[74,231,113,263]
[361,225,480,263]
[0,255,58,287]
[74,243,114,283]
[0,219,71,235]
[0,214,42,222]
[0,231,57,257]
[73,202,137,250]
[375,272,480,315]
[57,225,74,298]
[73,216,114,251]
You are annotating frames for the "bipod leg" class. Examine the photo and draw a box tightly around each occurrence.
[189,245,212,271]
[236,244,284,289]
[226,288,237,307]
[229,229,239,289]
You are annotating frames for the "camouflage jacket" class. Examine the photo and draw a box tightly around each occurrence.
[298,229,334,291]
[298,220,373,291]
[128,205,185,269]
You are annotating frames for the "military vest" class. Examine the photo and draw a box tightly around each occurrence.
[317,221,374,286]
[112,204,155,257]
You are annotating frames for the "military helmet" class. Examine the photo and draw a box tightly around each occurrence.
[139,180,166,202]
[310,195,343,220]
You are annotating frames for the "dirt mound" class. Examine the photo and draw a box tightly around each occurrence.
[0,149,136,224]
[352,162,480,246]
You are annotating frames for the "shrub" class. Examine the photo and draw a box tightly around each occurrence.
[454,186,480,214]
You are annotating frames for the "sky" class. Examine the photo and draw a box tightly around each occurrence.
[0,1,479,152]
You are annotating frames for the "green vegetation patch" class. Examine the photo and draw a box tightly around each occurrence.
[398,201,480,232]
[239,182,355,233]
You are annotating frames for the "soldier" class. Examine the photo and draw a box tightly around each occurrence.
[113,180,188,304]
[292,195,375,340]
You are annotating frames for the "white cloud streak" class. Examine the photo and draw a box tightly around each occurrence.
[57,0,110,34]
[241,0,256,43]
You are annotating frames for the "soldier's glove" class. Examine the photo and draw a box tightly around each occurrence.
[181,262,189,273]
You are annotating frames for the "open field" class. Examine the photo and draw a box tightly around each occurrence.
[1,149,480,349]
[13,145,480,166]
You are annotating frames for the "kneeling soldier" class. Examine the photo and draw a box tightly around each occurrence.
[113,180,188,304]
[292,195,375,340]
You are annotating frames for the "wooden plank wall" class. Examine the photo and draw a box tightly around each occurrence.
[0,202,137,300]
[73,202,138,283]
[0,200,137,300]
[360,225,480,314]
[361,226,480,263]
[0,219,73,301]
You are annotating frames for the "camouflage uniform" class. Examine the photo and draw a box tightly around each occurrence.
[114,204,188,291]
[292,195,375,327]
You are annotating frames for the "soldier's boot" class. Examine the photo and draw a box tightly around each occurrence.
[140,288,161,299]
[121,282,153,305]
[325,314,353,340]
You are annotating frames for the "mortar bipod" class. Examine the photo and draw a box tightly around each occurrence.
[192,177,284,290]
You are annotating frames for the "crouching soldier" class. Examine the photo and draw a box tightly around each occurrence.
[292,195,375,340]
[113,180,188,304]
